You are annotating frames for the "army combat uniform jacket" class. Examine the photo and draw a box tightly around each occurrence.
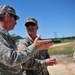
[0,26,36,75]
[18,35,50,75]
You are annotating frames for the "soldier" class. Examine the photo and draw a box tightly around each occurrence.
[18,17,58,75]
[0,5,53,75]
[73,41,75,63]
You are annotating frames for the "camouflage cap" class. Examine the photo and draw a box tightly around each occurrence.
[0,5,19,20]
[25,17,38,26]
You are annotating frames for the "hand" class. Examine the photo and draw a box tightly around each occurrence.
[33,35,53,50]
[46,58,58,66]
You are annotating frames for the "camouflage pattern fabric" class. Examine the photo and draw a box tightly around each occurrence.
[18,35,50,75]
[73,46,75,62]
[0,26,36,75]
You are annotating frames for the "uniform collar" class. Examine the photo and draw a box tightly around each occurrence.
[26,34,34,42]
[0,25,9,35]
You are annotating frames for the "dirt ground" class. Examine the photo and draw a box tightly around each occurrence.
[47,57,75,75]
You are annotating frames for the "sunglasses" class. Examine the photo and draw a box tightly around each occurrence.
[9,13,16,20]
[25,22,37,27]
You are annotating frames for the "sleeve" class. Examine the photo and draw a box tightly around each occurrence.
[18,39,48,68]
[33,50,49,68]
[34,59,47,67]
[0,34,36,67]
[22,57,47,70]
[17,39,30,50]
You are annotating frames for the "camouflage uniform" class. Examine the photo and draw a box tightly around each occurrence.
[0,26,36,75]
[18,35,50,75]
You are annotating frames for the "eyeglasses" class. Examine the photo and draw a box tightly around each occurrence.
[25,22,37,27]
[9,13,16,20]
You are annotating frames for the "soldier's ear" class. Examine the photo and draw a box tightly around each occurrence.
[37,25,39,30]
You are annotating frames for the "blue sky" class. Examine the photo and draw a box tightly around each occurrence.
[0,0,75,39]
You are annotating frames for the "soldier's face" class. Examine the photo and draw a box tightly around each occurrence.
[4,13,17,31]
[26,23,38,34]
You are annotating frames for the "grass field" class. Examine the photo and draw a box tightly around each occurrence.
[48,42,74,56]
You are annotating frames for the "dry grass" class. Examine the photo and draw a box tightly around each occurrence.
[48,42,73,55]
[50,43,73,51]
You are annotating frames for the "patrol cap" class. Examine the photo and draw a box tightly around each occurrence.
[25,17,38,26]
[0,5,19,20]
